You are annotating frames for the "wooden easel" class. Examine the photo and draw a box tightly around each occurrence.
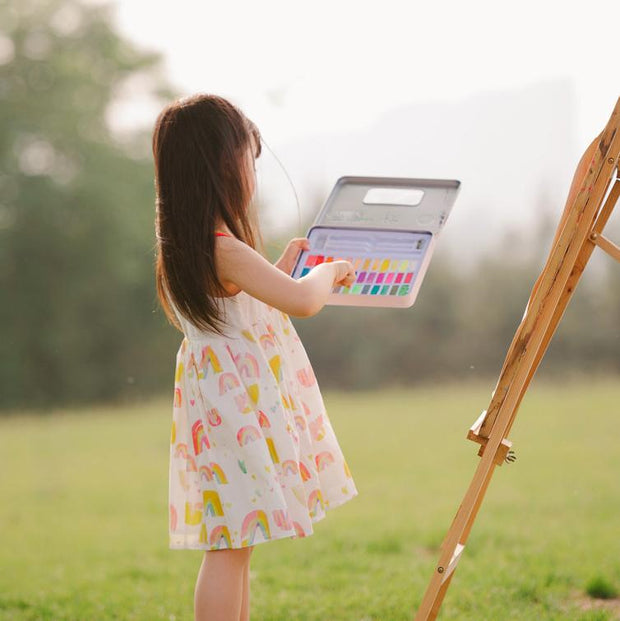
[414,97,620,621]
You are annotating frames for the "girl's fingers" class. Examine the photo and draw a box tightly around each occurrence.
[288,238,309,254]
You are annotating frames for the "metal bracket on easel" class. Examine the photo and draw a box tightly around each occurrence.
[466,411,513,466]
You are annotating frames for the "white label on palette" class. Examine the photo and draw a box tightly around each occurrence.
[363,188,425,206]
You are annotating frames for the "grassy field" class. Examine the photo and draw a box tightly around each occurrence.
[1,378,620,620]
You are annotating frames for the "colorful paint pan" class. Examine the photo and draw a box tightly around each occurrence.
[291,227,436,308]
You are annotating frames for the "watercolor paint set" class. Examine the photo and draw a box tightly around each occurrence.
[291,177,460,308]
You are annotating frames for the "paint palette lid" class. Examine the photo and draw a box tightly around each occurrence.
[312,176,460,234]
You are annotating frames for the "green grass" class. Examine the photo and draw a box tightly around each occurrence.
[586,577,619,601]
[1,378,620,620]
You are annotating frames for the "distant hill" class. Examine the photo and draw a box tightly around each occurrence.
[260,80,581,265]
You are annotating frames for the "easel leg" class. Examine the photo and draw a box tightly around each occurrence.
[415,454,498,620]
[427,571,456,619]
[413,101,619,621]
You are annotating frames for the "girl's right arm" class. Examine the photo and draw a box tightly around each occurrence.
[216,237,356,318]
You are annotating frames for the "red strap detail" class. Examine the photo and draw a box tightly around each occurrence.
[215,232,232,237]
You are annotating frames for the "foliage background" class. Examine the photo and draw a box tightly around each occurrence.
[1,0,619,412]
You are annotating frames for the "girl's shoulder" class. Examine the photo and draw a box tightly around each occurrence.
[214,232,242,296]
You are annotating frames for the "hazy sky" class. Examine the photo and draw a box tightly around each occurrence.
[99,0,620,249]
[106,0,619,149]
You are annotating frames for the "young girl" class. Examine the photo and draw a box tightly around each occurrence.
[152,93,358,621]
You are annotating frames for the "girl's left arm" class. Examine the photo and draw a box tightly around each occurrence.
[274,237,310,275]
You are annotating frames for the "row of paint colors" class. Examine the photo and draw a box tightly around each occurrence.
[302,255,414,272]
[333,282,412,296]
[298,254,417,297]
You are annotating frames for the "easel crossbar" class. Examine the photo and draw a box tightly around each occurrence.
[591,232,620,262]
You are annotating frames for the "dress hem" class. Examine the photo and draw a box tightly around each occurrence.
[168,489,358,551]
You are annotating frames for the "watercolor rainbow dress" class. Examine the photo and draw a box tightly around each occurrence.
[168,248,358,550]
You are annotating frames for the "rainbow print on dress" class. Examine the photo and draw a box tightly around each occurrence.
[209,462,228,484]
[209,525,232,549]
[199,465,213,483]
[231,349,260,379]
[241,329,256,343]
[298,461,312,482]
[203,490,224,517]
[241,509,271,546]
[175,443,188,458]
[266,323,280,344]
[236,425,261,446]
[292,521,306,538]
[315,451,335,471]
[256,410,270,428]
[307,489,325,517]
[200,463,228,484]
[174,443,198,473]
[185,501,203,525]
[229,349,261,405]
[246,384,259,404]
[272,509,293,531]
[218,372,240,395]
[269,355,282,381]
[234,392,252,414]
[175,361,184,382]
[192,419,210,454]
[280,460,299,476]
[309,415,326,441]
[207,407,222,426]
[199,345,222,377]
[297,366,316,387]
[259,331,277,350]
[266,437,279,464]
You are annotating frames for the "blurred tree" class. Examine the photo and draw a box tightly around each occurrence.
[293,211,620,391]
[0,0,179,409]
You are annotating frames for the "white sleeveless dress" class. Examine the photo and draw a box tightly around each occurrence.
[168,289,358,550]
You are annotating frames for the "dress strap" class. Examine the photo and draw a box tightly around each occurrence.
[215,231,232,237]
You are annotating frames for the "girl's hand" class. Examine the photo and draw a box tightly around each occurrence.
[275,237,310,275]
[332,260,356,287]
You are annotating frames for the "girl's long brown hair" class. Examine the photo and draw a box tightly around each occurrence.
[152,94,263,335]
